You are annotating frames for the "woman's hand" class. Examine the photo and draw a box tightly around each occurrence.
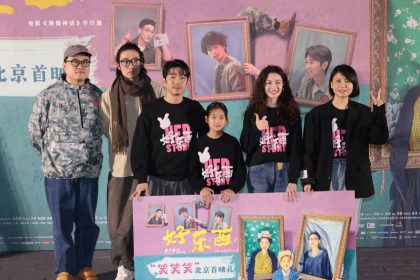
[285,183,298,202]
[304,184,313,192]
[370,88,384,106]
[255,113,269,131]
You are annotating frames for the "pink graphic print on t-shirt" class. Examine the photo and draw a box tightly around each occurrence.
[158,113,192,152]
[199,147,233,186]
[260,125,288,153]
[332,118,346,157]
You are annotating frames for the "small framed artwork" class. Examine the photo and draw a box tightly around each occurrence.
[239,215,285,280]
[146,204,167,227]
[185,17,252,101]
[294,214,351,280]
[174,203,198,231]
[207,204,232,232]
[286,23,356,107]
[110,3,163,69]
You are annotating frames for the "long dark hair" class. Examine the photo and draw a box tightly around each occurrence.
[246,65,300,125]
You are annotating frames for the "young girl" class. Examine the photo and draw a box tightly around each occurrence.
[240,65,302,201]
[100,42,164,280]
[190,102,246,205]
[302,64,388,230]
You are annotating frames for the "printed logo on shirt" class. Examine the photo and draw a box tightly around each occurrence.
[198,147,233,186]
[158,113,192,152]
[332,118,346,157]
[259,125,288,153]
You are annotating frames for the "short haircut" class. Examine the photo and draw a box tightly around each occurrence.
[305,45,332,72]
[162,59,191,79]
[139,18,155,28]
[201,31,227,55]
[206,102,228,118]
[214,211,225,219]
[328,64,360,98]
[156,209,162,212]
[178,207,188,215]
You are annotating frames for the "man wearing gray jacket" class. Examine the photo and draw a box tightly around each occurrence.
[28,44,102,280]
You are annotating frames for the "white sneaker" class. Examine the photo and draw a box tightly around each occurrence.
[115,265,134,280]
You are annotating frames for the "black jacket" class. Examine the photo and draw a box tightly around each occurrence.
[302,100,388,198]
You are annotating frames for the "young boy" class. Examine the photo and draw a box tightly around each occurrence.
[130,59,207,197]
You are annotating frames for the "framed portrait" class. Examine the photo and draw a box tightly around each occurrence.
[146,204,166,227]
[173,203,198,231]
[110,3,163,70]
[239,215,285,280]
[185,17,252,102]
[294,214,351,280]
[207,204,232,232]
[286,23,356,107]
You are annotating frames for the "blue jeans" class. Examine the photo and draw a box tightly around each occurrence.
[247,162,289,193]
[330,158,346,191]
[45,177,100,275]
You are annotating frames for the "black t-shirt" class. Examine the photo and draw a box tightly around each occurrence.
[331,106,348,158]
[131,97,207,182]
[190,133,246,194]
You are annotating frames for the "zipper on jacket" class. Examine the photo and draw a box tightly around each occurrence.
[77,86,84,128]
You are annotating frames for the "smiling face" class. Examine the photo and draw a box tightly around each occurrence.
[117,49,141,81]
[264,72,284,104]
[330,71,354,100]
[163,67,189,98]
[259,237,271,252]
[206,108,227,134]
[304,55,328,80]
[63,54,90,86]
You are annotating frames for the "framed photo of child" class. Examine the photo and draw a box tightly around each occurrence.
[185,17,252,101]
[239,215,285,280]
[286,23,356,107]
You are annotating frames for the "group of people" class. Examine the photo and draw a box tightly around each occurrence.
[28,38,388,280]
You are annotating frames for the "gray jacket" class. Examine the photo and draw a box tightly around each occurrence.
[28,75,103,179]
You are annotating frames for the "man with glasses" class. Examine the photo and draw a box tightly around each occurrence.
[28,44,102,280]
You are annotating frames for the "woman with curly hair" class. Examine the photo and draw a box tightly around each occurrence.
[240,65,302,201]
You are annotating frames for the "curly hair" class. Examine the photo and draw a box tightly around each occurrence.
[246,65,300,125]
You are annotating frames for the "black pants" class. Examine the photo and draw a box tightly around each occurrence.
[107,174,137,270]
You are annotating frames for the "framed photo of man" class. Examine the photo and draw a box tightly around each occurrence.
[294,214,351,280]
[173,203,198,231]
[238,215,285,280]
[207,204,232,232]
[185,17,252,102]
[286,23,356,107]
[110,3,163,70]
[146,204,167,227]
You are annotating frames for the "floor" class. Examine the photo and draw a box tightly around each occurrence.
[1,247,420,279]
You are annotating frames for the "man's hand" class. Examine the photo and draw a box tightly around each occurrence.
[130,183,149,200]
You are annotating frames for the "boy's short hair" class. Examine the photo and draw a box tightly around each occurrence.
[162,59,191,79]
[305,45,332,72]
[139,18,156,28]
[201,31,227,54]
[178,207,188,215]
[214,211,225,219]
